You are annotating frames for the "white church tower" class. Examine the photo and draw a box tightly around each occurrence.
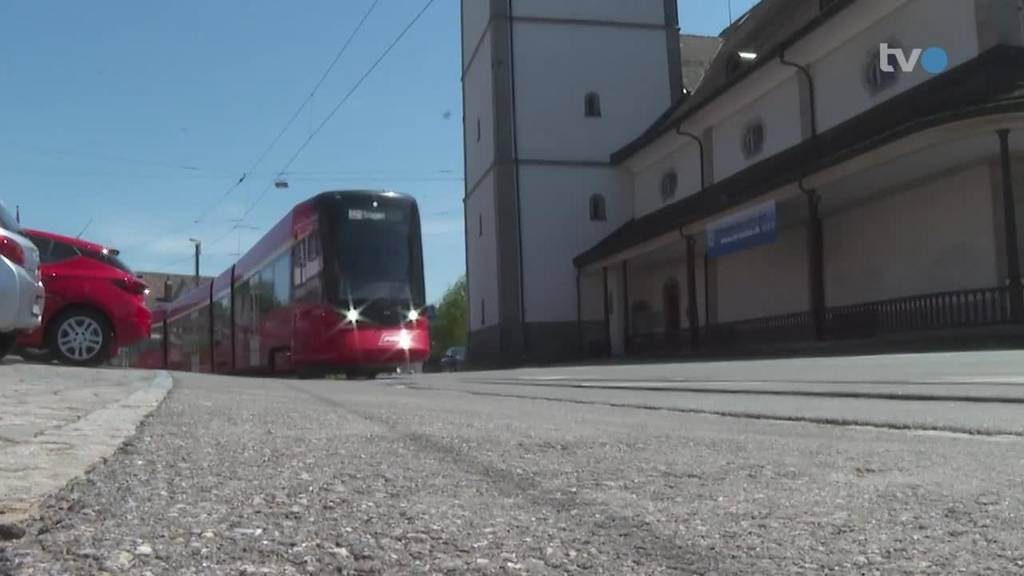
[461,0,684,364]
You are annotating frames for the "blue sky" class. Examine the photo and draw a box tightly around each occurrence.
[0,0,757,303]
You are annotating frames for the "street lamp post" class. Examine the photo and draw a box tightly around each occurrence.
[189,238,202,284]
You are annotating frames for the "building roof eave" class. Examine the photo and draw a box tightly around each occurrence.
[577,45,1024,269]
[611,0,859,165]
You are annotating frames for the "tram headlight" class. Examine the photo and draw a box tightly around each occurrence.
[406,309,420,322]
[398,330,412,350]
[345,308,361,324]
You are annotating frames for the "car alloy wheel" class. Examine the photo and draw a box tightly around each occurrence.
[55,315,106,363]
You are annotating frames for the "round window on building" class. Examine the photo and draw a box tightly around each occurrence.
[741,120,765,159]
[725,53,743,78]
[660,172,679,204]
[589,193,607,221]
[584,92,602,118]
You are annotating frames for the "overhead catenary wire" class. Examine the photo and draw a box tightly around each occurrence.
[153,169,459,270]
[0,143,215,175]
[154,0,439,271]
[153,221,258,270]
[190,0,384,226]
[283,176,464,183]
[142,0,386,267]
[156,252,198,270]
[281,168,457,176]
[238,0,439,221]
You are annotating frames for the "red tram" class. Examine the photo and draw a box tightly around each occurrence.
[131,190,430,378]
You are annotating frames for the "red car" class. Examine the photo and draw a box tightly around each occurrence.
[17,229,151,365]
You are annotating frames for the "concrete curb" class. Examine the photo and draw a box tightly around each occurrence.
[0,371,173,523]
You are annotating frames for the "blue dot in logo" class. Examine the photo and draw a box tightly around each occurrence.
[921,47,948,74]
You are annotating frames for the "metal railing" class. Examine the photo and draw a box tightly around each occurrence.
[708,310,816,344]
[702,286,1018,346]
[826,286,1013,336]
[587,287,1020,358]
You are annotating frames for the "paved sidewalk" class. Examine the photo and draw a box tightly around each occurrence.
[0,363,171,524]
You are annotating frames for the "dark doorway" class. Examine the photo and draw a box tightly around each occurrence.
[663,278,682,342]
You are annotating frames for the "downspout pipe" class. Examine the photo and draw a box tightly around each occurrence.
[674,126,707,341]
[679,228,701,350]
[782,45,824,339]
[800,179,826,340]
[779,48,818,138]
[1018,0,1024,44]
[622,262,630,354]
[998,129,1023,322]
[674,123,706,191]
[507,0,527,359]
[575,267,583,355]
[602,267,611,356]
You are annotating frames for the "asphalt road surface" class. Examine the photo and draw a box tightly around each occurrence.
[4,352,1024,575]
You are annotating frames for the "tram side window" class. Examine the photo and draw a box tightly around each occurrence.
[292,232,323,304]
[258,266,275,314]
[304,232,322,279]
[188,311,199,355]
[246,276,264,326]
[292,242,305,287]
[167,316,184,363]
[190,308,210,356]
[235,277,254,330]
[272,253,290,307]
[167,312,197,367]
[213,293,231,345]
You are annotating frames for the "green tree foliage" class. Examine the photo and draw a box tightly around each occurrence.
[430,276,467,356]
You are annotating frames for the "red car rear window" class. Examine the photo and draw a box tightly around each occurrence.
[82,250,135,275]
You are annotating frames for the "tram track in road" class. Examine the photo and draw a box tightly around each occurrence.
[447,377,1024,405]
[281,379,720,574]
[473,375,1024,387]
[400,378,1024,439]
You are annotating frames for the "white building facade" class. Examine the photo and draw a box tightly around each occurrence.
[462,0,1024,364]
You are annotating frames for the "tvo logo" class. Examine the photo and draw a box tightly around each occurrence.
[879,43,949,75]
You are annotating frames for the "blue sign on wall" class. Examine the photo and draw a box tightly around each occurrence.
[706,201,778,258]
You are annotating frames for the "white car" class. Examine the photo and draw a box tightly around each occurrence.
[0,202,44,361]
